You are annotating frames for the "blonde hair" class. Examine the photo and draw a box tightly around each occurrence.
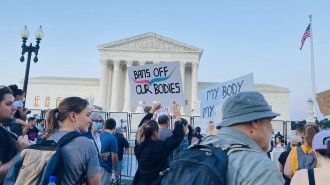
[137,120,159,144]
[43,97,88,138]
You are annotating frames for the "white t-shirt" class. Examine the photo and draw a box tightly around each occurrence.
[13,100,24,115]
[93,133,102,153]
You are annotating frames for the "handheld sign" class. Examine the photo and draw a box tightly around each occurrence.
[199,73,255,129]
[316,89,330,116]
[128,61,184,106]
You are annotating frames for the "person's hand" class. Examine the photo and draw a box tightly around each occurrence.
[15,136,30,152]
[173,104,181,121]
[99,153,107,161]
[191,137,198,144]
[207,122,215,136]
[150,102,162,114]
[153,112,158,120]
[115,171,121,178]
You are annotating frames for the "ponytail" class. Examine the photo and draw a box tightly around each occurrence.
[43,108,59,138]
[137,120,159,144]
[304,124,319,147]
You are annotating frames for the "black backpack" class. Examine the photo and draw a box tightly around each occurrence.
[160,135,253,185]
[4,131,85,185]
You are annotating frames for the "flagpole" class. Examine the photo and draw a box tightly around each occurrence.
[309,15,316,118]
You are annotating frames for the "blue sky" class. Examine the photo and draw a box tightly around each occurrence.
[0,1,329,121]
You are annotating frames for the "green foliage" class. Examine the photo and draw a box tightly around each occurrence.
[320,119,330,129]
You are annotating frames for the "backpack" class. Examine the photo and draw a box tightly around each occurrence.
[4,131,84,185]
[160,135,255,185]
[297,145,317,170]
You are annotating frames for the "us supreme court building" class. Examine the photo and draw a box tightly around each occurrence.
[22,32,290,124]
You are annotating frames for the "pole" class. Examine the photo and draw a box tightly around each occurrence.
[23,45,32,97]
[309,15,317,118]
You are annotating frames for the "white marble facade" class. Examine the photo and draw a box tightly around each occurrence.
[97,32,203,114]
[22,32,291,121]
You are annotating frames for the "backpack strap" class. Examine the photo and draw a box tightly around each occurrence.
[308,168,316,185]
[57,131,82,147]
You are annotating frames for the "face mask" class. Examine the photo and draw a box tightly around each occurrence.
[74,115,83,134]
[19,98,25,103]
[93,123,103,131]
[75,127,82,134]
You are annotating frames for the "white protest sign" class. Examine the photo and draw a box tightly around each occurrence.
[155,106,170,116]
[199,73,255,129]
[128,61,184,106]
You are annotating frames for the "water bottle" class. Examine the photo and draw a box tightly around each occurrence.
[48,176,56,185]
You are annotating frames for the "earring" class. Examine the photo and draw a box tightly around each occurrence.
[250,130,253,134]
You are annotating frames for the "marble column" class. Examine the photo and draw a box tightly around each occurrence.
[110,60,121,112]
[191,62,199,112]
[135,61,146,112]
[180,62,186,114]
[106,64,113,111]
[99,59,109,110]
[123,60,133,112]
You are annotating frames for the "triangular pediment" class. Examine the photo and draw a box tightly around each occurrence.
[98,32,203,53]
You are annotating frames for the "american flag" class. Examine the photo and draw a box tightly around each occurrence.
[300,24,310,50]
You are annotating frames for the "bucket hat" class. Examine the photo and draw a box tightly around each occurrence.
[219,91,280,127]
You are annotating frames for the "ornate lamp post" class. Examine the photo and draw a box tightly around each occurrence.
[20,25,44,96]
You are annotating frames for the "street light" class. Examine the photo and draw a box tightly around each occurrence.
[20,25,44,97]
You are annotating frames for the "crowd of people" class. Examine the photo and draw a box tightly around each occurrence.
[1,84,330,185]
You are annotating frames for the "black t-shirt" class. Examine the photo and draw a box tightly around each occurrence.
[278,150,291,185]
[26,127,39,141]
[0,126,16,164]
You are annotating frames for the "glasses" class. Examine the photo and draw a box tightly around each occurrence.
[94,120,103,122]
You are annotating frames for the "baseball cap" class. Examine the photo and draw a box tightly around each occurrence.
[219,91,280,127]
[312,130,330,150]
[114,127,125,134]
[290,135,303,146]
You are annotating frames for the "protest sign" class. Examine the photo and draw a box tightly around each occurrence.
[155,106,170,116]
[316,89,330,116]
[127,61,184,106]
[199,73,255,129]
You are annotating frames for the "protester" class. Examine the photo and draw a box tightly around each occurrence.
[284,123,319,178]
[90,112,104,152]
[158,114,172,141]
[114,127,129,174]
[215,91,284,184]
[0,85,30,184]
[296,123,306,141]
[99,118,120,184]
[26,117,39,142]
[173,118,189,159]
[193,126,203,140]
[278,135,302,185]
[275,135,285,148]
[43,97,101,185]
[8,85,29,120]
[133,103,184,185]
[37,118,45,131]
[275,131,282,145]
[291,130,330,185]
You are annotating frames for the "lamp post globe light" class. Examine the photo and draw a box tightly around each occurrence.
[20,25,44,97]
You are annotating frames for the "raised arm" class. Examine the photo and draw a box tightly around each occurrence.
[138,103,162,128]
[161,105,184,157]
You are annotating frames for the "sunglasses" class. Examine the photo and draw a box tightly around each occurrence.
[94,120,103,122]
